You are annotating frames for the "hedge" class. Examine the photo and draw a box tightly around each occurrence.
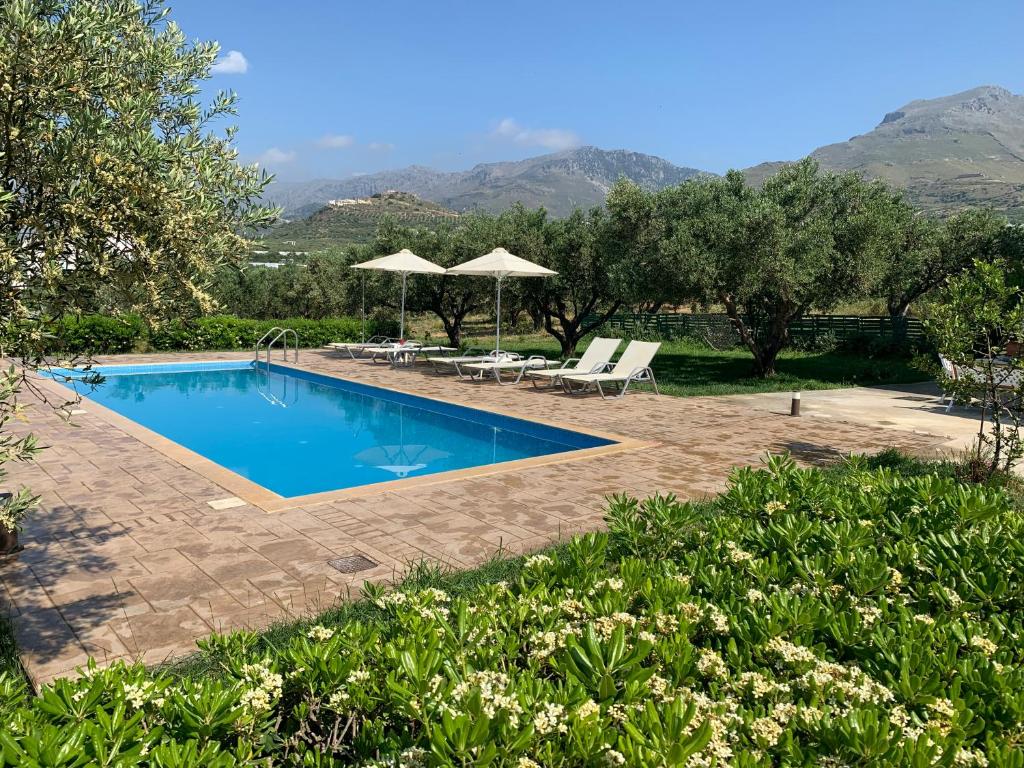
[51,314,398,355]
[1,457,1022,765]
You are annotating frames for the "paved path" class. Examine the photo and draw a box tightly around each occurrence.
[0,351,946,686]
[722,382,993,456]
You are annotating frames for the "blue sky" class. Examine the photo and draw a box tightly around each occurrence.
[169,0,1024,181]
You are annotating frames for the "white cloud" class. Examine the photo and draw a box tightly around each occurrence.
[211,50,248,75]
[492,118,581,151]
[257,147,295,166]
[368,142,395,152]
[316,134,355,149]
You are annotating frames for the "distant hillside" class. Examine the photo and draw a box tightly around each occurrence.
[746,85,1024,220]
[259,191,460,251]
[263,146,711,219]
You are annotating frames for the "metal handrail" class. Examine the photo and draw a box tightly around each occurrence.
[255,327,299,367]
[255,327,284,363]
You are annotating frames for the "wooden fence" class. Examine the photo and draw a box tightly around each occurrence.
[592,313,924,343]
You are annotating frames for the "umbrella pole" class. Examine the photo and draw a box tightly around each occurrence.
[495,275,503,354]
[360,272,366,343]
[400,271,408,340]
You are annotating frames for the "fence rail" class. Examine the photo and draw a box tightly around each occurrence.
[591,313,924,343]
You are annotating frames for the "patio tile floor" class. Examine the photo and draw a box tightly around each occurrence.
[1,350,947,686]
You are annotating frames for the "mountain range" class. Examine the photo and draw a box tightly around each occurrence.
[263,85,1024,226]
[263,147,709,219]
[745,85,1024,219]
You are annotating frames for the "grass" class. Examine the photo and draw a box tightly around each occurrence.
[452,333,928,397]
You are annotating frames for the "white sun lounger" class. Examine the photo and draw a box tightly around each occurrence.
[525,337,622,388]
[460,355,559,385]
[561,341,661,399]
[369,344,457,366]
[426,349,520,375]
[326,336,396,359]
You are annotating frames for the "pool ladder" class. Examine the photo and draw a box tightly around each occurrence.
[255,327,299,368]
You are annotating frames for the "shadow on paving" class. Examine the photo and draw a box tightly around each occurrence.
[773,440,847,465]
[1,507,144,682]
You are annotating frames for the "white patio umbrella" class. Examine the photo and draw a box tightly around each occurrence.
[351,249,446,339]
[446,247,556,353]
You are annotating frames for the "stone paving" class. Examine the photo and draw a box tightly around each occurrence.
[0,350,948,686]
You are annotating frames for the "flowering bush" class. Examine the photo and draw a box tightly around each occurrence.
[1,456,1023,765]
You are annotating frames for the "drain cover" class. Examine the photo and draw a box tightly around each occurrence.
[328,554,377,574]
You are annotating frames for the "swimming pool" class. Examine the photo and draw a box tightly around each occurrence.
[45,361,613,498]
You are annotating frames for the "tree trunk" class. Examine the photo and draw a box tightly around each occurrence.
[559,329,579,357]
[542,299,623,357]
[528,306,544,332]
[438,311,465,347]
[720,292,790,379]
[750,337,786,377]
[887,296,912,318]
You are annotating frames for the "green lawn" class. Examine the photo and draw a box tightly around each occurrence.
[459,334,929,397]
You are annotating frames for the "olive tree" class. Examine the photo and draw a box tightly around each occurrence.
[604,179,701,315]
[0,0,276,538]
[876,207,1004,318]
[925,260,1024,476]
[367,217,495,347]
[525,208,627,356]
[657,160,893,377]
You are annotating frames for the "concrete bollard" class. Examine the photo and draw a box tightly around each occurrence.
[790,391,801,417]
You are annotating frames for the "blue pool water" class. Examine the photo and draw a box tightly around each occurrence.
[46,361,612,497]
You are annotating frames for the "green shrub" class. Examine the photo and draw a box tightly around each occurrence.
[1,457,1023,765]
[55,314,146,354]
[52,314,368,354]
[147,316,364,351]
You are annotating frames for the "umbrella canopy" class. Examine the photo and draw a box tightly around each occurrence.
[447,248,556,352]
[352,249,445,339]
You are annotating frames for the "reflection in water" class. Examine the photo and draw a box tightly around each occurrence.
[353,404,451,477]
[58,365,608,497]
[255,367,299,408]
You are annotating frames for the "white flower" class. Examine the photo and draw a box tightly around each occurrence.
[375,591,409,608]
[240,686,272,712]
[524,554,552,568]
[122,682,151,709]
[750,715,783,746]
[855,603,882,627]
[327,689,351,710]
[954,748,990,767]
[724,541,754,564]
[451,671,524,725]
[576,699,600,719]
[603,750,626,766]
[306,624,334,642]
[970,635,998,656]
[696,648,728,679]
[533,702,568,734]
[705,605,730,634]
[887,568,903,592]
[765,637,818,664]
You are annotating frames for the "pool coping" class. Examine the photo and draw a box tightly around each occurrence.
[31,359,651,513]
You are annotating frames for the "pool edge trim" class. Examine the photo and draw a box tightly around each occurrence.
[31,360,652,513]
